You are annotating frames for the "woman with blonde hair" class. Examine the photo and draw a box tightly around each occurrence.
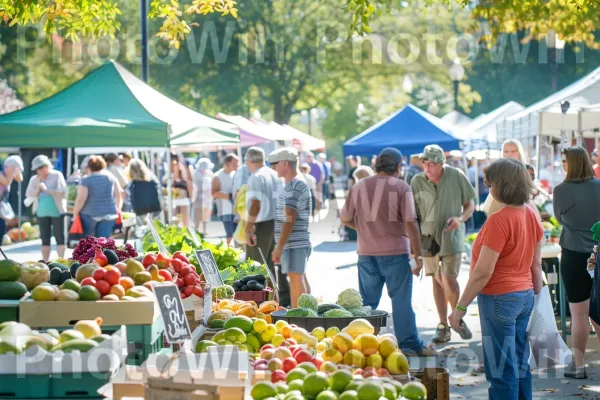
[553,146,600,379]
[128,158,162,221]
[482,139,539,217]
[352,166,374,182]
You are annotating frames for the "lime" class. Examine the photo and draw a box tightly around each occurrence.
[356,381,384,400]
[286,368,308,384]
[338,390,358,400]
[287,379,304,394]
[382,383,396,400]
[275,381,289,394]
[297,361,318,374]
[316,390,338,400]
[329,369,353,392]
[400,382,427,400]
[303,372,330,397]
[251,382,278,400]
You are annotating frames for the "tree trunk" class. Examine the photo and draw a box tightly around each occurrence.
[272,91,292,124]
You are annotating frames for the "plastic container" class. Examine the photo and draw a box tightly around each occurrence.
[0,374,50,399]
[50,372,113,398]
[271,310,389,333]
[0,300,19,324]
[234,289,271,304]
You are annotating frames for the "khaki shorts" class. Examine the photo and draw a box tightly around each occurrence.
[424,253,462,278]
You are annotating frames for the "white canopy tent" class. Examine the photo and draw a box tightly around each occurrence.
[468,101,525,147]
[282,125,326,151]
[497,66,600,174]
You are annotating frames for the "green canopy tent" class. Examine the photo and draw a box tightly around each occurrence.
[0,60,240,222]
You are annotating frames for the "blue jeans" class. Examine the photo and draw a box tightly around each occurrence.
[358,254,423,353]
[80,214,116,238]
[478,290,534,400]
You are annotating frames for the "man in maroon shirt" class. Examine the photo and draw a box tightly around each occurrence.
[341,147,433,356]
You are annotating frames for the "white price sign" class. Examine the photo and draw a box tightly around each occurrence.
[194,249,224,288]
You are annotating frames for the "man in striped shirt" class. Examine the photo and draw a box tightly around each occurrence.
[268,147,312,308]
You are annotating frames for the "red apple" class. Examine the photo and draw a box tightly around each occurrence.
[92,268,105,281]
[282,357,298,373]
[94,279,111,296]
[104,269,121,285]
[284,339,297,346]
[80,277,96,287]
[271,370,286,383]
[294,350,312,364]
[288,345,302,355]
[158,269,173,282]
[142,253,157,268]
[376,368,391,378]
[260,344,275,353]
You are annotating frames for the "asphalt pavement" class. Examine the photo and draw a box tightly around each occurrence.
[4,197,600,399]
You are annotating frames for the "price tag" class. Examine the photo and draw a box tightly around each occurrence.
[187,227,202,247]
[194,249,224,287]
[145,214,167,254]
[258,248,278,290]
[153,283,192,344]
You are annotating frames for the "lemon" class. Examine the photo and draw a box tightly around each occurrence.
[332,332,354,354]
[253,319,268,333]
[378,337,398,359]
[352,334,379,356]
[322,347,344,364]
[326,326,340,338]
[343,349,366,368]
[312,327,326,341]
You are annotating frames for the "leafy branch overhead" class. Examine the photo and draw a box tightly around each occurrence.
[2,0,599,47]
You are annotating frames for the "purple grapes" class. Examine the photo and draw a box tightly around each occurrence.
[72,236,137,264]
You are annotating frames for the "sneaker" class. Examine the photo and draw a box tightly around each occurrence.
[565,361,587,379]
[416,345,437,357]
[432,323,451,343]
[453,319,473,340]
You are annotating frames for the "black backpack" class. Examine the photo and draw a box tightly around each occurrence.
[129,180,162,215]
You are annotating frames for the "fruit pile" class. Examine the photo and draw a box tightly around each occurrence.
[0,318,113,354]
[30,279,154,302]
[285,291,372,318]
[251,367,427,400]
[196,313,288,354]
[207,300,282,327]
[148,251,205,299]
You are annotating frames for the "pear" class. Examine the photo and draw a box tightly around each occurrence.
[125,259,145,278]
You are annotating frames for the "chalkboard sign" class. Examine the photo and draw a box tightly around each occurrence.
[194,249,224,287]
[153,283,192,344]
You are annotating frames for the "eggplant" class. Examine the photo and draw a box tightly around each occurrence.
[240,285,249,291]
[232,280,243,290]
[241,274,266,284]
[247,280,264,291]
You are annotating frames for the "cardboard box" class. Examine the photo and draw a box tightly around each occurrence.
[19,298,159,328]
[0,326,127,375]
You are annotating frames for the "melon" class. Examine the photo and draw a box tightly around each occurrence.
[0,259,22,282]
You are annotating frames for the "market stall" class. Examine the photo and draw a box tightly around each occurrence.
[0,60,241,223]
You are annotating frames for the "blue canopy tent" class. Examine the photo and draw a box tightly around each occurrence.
[343,104,464,157]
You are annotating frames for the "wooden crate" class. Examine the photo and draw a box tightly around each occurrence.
[411,368,450,400]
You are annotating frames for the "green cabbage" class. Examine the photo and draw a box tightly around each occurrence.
[323,309,354,318]
[336,288,363,310]
[297,293,319,312]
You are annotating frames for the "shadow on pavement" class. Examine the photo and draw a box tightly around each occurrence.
[313,241,357,253]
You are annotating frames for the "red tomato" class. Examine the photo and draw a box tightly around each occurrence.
[183,285,194,298]
[183,274,196,286]
[92,268,105,281]
[193,285,204,298]
[104,269,121,285]
[142,254,158,268]
[173,251,190,264]
[170,259,184,273]
[179,266,192,277]
[176,278,184,288]
[95,280,111,296]
[158,269,173,282]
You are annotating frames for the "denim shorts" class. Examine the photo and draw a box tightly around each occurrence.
[220,214,237,238]
[281,247,311,274]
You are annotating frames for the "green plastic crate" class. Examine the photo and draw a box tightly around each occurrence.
[0,374,51,399]
[0,300,19,324]
[50,371,112,398]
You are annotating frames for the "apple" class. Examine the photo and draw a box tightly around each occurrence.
[294,350,312,364]
[260,348,275,361]
[114,262,127,274]
[271,370,286,383]
[95,279,111,296]
[92,268,105,281]
[282,357,298,373]
[254,359,268,368]
[285,339,297,346]
[267,358,283,372]
[260,344,275,352]
[80,277,96,287]
[312,358,323,370]
[142,253,157,268]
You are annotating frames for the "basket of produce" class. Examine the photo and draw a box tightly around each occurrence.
[270,290,389,333]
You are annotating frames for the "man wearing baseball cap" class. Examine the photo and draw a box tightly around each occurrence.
[267,147,312,308]
[342,147,433,356]
[411,144,476,344]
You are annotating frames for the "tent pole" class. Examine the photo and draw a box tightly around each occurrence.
[166,151,173,224]
[536,113,542,179]
[473,157,480,208]
[66,148,72,177]
[140,0,149,82]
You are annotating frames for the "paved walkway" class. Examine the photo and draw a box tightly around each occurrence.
[4,199,600,399]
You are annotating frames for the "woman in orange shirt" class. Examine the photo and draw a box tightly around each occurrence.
[449,158,544,400]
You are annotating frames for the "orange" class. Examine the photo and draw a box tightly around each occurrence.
[119,277,134,291]
[109,284,126,299]
[281,324,293,339]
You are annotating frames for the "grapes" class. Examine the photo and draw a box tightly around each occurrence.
[71,236,138,264]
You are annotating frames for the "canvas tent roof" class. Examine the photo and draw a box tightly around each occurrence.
[441,111,472,127]
[217,114,275,146]
[468,101,525,145]
[343,103,462,157]
[0,60,239,148]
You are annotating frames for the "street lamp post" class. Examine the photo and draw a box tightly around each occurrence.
[449,58,465,111]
